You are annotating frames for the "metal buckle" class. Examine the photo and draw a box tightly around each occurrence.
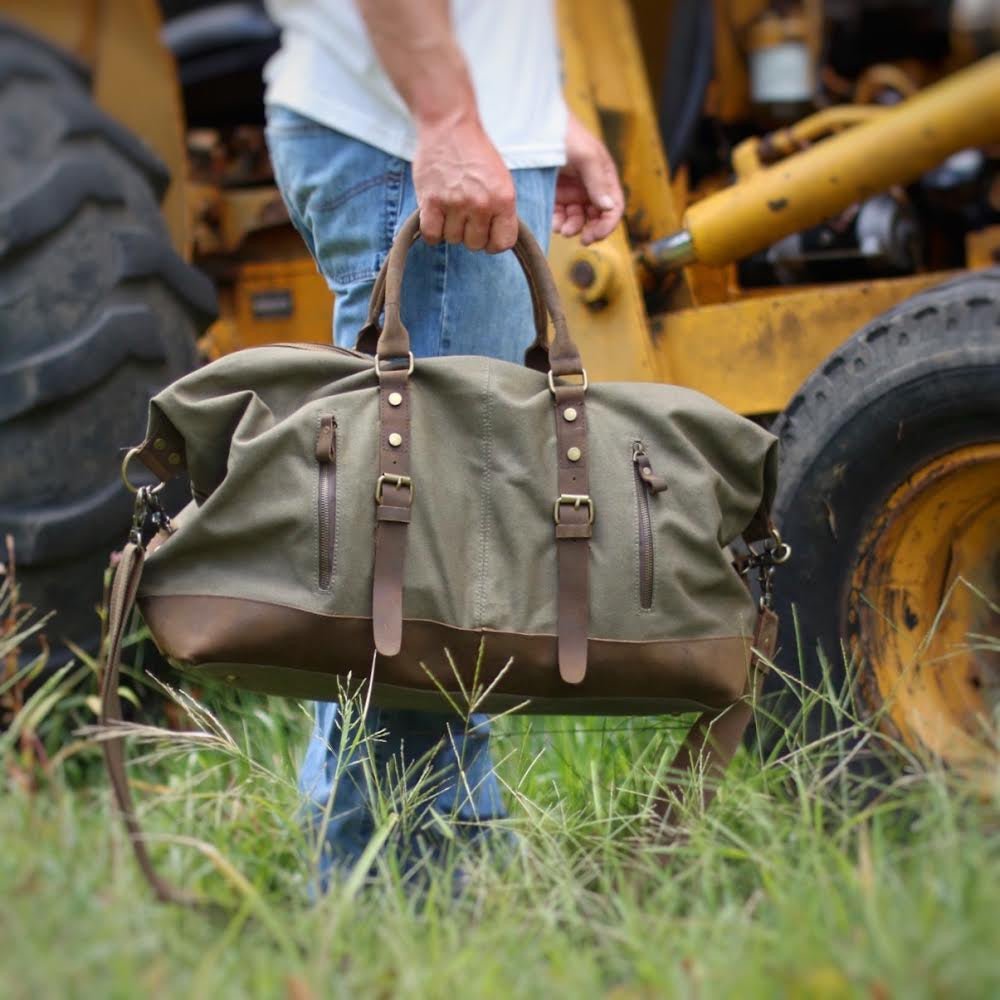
[376,352,415,379]
[547,369,588,395]
[553,493,595,524]
[375,473,413,504]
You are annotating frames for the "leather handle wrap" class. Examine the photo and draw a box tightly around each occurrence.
[371,211,585,378]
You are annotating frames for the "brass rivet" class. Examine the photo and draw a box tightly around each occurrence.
[153,438,167,451]
[388,392,403,407]
[388,432,403,447]
[641,467,651,477]
[168,453,181,465]
[567,446,582,462]
[563,407,578,422]
[225,674,237,683]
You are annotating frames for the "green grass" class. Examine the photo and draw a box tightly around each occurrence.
[1,575,999,1000]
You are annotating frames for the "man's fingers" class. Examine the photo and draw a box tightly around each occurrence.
[581,211,620,245]
[486,208,518,253]
[462,214,490,252]
[575,148,624,240]
[420,202,446,245]
[559,203,586,238]
[442,209,467,245]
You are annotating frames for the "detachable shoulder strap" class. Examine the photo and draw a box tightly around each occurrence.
[99,542,197,906]
[649,605,779,838]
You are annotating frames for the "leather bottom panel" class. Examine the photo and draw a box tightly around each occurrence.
[140,594,754,713]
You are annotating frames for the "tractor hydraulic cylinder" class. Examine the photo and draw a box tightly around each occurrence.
[644,53,1000,270]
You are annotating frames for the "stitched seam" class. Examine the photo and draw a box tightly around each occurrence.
[137,594,754,644]
[476,360,494,628]
[386,167,404,251]
[438,242,450,354]
[310,171,397,213]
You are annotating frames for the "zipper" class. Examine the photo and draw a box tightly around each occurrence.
[632,441,668,610]
[316,414,337,589]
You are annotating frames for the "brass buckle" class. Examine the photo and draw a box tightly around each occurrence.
[547,369,588,395]
[375,473,413,504]
[553,493,595,524]
[376,352,415,379]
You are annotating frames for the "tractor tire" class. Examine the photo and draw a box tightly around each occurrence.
[0,19,215,666]
[759,269,1000,768]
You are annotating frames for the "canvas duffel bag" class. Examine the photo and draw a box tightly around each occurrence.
[100,212,787,902]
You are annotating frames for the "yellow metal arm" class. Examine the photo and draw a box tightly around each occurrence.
[644,53,1000,270]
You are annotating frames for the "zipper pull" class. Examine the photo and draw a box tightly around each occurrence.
[632,442,668,494]
[315,415,336,463]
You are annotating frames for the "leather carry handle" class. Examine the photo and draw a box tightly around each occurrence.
[356,234,552,372]
[365,211,585,378]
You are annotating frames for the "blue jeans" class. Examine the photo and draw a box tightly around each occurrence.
[265,105,557,878]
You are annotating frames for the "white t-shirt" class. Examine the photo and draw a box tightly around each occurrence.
[263,0,567,169]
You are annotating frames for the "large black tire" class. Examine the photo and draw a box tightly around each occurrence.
[0,19,216,665]
[758,269,1000,753]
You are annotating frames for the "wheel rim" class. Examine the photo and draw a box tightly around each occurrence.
[849,443,1000,770]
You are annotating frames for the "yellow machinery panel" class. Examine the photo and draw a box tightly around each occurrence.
[203,260,334,359]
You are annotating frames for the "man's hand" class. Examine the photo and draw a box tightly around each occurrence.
[553,112,625,245]
[356,0,519,253]
[414,112,518,253]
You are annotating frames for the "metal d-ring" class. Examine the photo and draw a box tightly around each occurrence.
[120,447,165,496]
[767,527,792,564]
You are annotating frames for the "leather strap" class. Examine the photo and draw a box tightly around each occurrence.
[371,365,413,656]
[552,382,592,684]
[99,542,198,906]
[650,606,779,838]
[364,212,591,671]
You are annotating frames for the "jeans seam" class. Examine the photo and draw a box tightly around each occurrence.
[311,171,398,214]
[438,243,450,354]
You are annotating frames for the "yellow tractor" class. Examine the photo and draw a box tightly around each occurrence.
[1,0,997,770]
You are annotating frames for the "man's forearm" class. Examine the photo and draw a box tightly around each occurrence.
[354,0,517,251]
[355,0,479,130]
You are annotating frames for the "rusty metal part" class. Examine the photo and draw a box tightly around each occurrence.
[200,258,334,357]
[643,53,1000,271]
[853,63,920,104]
[4,0,190,255]
[966,226,1000,269]
[545,0,673,382]
[849,444,1000,771]
[189,184,291,258]
[558,0,693,309]
[635,272,951,414]
[568,246,619,305]
[733,105,890,179]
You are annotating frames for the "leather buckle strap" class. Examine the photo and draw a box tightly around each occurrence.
[551,382,592,685]
[372,367,412,657]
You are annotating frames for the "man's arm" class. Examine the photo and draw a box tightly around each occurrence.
[356,0,518,252]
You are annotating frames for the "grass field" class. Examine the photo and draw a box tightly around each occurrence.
[1,576,998,1000]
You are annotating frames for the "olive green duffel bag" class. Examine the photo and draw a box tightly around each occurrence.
[100,212,785,902]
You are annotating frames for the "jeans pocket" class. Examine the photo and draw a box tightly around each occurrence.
[266,114,406,287]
